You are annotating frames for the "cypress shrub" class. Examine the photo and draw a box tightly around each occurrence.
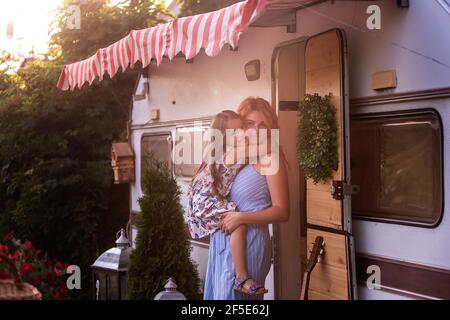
[127,157,201,299]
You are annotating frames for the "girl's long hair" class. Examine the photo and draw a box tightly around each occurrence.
[193,110,243,199]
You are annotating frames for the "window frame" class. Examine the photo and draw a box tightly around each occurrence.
[174,121,212,246]
[173,121,211,180]
[140,131,173,187]
[350,108,444,229]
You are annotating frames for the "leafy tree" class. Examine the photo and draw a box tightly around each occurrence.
[127,157,201,299]
[176,0,241,17]
[0,0,168,299]
[50,0,168,62]
[0,60,135,299]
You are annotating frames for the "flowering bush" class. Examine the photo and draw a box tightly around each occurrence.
[0,231,70,299]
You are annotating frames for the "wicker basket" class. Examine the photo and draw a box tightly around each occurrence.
[0,253,42,300]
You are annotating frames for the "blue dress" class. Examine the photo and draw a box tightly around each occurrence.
[203,165,272,300]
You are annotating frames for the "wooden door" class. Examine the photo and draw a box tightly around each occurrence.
[304,29,356,300]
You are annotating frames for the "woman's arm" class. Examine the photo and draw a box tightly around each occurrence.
[220,157,290,233]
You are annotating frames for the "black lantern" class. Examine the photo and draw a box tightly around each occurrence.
[91,229,132,300]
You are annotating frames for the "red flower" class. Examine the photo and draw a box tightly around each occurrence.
[24,241,33,250]
[46,273,55,286]
[1,233,72,299]
[3,231,13,242]
[0,244,9,254]
[53,267,61,277]
[57,284,69,299]
[12,250,22,258]
[20,263,34,276]
[0,270,10,280]
[31,276,42,287]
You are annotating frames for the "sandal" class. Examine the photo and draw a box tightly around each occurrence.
[233,275,268,295]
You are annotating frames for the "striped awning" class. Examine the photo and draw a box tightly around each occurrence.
[56,0,271,90]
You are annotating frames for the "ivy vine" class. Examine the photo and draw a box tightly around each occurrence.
[297,93,338,184]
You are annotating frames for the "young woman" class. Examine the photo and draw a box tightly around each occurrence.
[204,97,290,300]
[186,110,268,295]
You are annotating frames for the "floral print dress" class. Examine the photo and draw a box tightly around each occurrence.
[186,164,242,239]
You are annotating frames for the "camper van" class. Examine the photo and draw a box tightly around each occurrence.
[126,0,450,300]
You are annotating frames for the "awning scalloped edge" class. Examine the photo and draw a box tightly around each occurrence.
[57,0,268,91]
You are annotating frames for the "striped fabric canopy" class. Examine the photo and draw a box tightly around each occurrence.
[56,0,269,90]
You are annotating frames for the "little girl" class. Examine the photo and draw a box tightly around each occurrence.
[186,110,268,296]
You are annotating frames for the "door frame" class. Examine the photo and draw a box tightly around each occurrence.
[304,27,356,300]
[271,36,308,300]
[339,27,358,300]
[271,29,357,300]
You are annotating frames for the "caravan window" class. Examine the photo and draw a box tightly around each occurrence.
[174,124,210,178]
[141,133,172,180]
[351,110,443,226]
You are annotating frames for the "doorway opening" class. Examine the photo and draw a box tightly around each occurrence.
[273,39,307,299]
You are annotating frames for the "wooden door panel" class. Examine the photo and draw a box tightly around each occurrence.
[305,65,342,98]
[306,191,342,229]
[307,229,347,269]
[305,31,340,72]
[309,288,339,300]
[305,31,344,230]
[307,229,349,299]
[309,262,349,299]
[304,29,353,300]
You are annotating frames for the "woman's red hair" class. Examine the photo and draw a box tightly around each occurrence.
[236,97,280,130]
[236,97,287,169]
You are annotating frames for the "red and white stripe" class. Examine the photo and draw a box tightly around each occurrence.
[57,0,268,91]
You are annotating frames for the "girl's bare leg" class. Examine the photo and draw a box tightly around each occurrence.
[230,224,248,278]
[230,225,268,295]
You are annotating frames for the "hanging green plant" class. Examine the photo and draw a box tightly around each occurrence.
[297,93,338,184]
